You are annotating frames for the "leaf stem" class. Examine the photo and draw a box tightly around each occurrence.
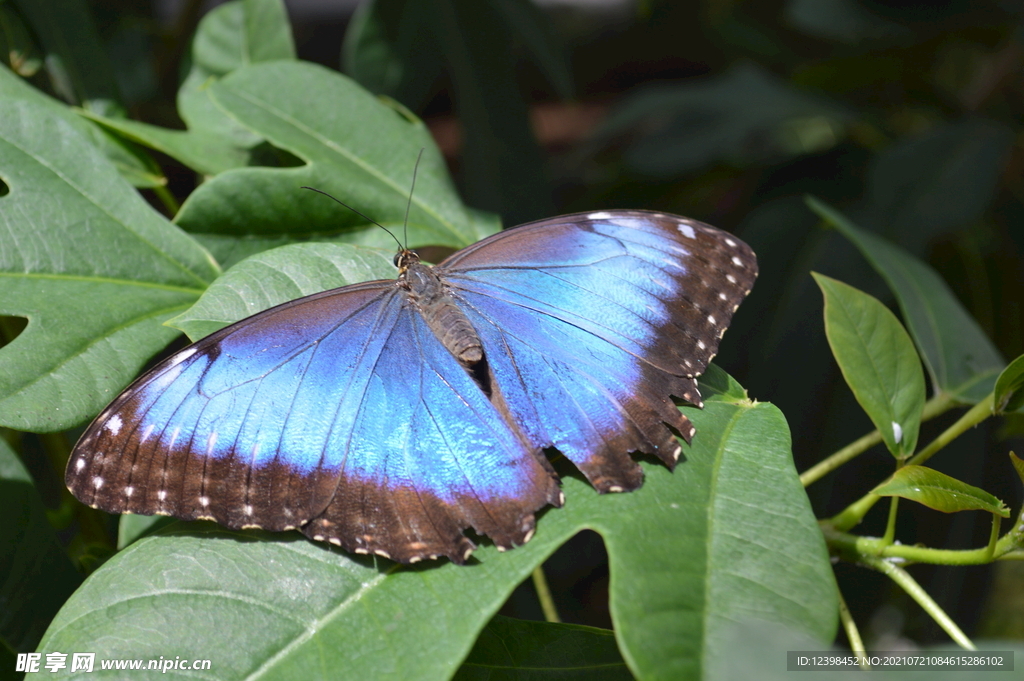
[828,394,993,531]
[532,566,561,623]
[837,590,869,669]
[881,496,898,545]
[861,556,975,650]
[152,184,181,216]
[800,393,954,487]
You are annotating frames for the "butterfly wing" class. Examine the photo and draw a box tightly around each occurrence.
[67,281,560,563]
[438,210,757,492]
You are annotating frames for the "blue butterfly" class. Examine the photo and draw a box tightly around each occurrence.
[66,210,756,564]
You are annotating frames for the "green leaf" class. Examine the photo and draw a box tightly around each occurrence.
[808,197,1005,403]
[117,514,175,550]
[9,0,121,114]
[0,99,219,432]
[168,0,299,173]
[169,243,396,341]
[874,465,1010,517]
[1010,452,1024,489]
[454,616,629,680]
[428,0,553,225]
[487,0,574,101]
[175,61,487,249]
[342,0,444,111]
[0,4,42,76]
[595,62,850,177]
[40,385,836,679]
[862,119,1013,250]
[994,354,1024,414]
[0,435,82,652]
[0,65,166,188]
[813,273,926,458]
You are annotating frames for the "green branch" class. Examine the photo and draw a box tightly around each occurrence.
[861,556,975,650]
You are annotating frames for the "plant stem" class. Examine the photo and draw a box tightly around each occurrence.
[906,394,993,468]
[828,394,994,531]
[800,429,882,487]
[837,590,869,669]
[823,525,1019,565]
[800,393,954,487]
[532,566,561,623]
[861,556,975,650]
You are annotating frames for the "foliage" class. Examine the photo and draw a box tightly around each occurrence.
[2,0,1024,679]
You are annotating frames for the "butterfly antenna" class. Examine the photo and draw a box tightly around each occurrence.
[403,148,426,249]
[300,186,403,252]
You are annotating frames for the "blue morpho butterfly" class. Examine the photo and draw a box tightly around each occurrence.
[66,198,757,564]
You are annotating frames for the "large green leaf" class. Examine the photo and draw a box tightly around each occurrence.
[83,0,298,176]
[0,99,219,432]
[808,197,1004,403]
[454,616,629,680]
[813,273,926,458]
[168,243,396,341]
[0,65,165,188]
[0,436,82,652]
[175,61,491,250]
[38,380,835,679]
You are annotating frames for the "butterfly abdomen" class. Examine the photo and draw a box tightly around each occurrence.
[403,261,483,367]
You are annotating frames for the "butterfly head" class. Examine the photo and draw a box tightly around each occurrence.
[394,249,421,273]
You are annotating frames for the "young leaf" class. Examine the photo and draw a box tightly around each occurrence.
[807,197,1004,403]
[454,616,629,680]
[874,465,1010,517]
[813,273,926,458]
[994,354,1024,414]
[0,99,218,431]
[38,379,837,680]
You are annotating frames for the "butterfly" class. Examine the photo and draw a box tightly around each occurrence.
[66,209,757,564]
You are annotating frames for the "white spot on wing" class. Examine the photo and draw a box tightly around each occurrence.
[157,490,167,501]
[726,274,737,284]
[523,529,535,544]
[707,314,716,325]
[587,211,613,220]
[199,496,210,507]
[244,505,254,515]
[206,431,218,455]
[725,238,737,247]
[697,340,706,350]
[892,421,903,444]
[170,346,197,366]
[608,485,624,493]
[677,223,696,239]
[92,476,103,489]
[124,486,134,497]
[732,256,744,266]
[75,458,86,471]
[106,414,123,435]
[140,424,154,443]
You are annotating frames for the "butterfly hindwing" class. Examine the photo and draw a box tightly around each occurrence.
[439,210,757,492]
[67,280,560,563]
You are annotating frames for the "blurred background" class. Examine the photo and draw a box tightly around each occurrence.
[5,0,1024,649]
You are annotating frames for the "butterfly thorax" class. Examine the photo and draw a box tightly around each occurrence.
[401,258,484,368]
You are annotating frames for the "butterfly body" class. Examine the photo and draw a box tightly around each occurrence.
[67,210,757,564]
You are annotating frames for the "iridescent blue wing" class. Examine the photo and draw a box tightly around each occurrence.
[438,210,757,492]
[67,281,560,564]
